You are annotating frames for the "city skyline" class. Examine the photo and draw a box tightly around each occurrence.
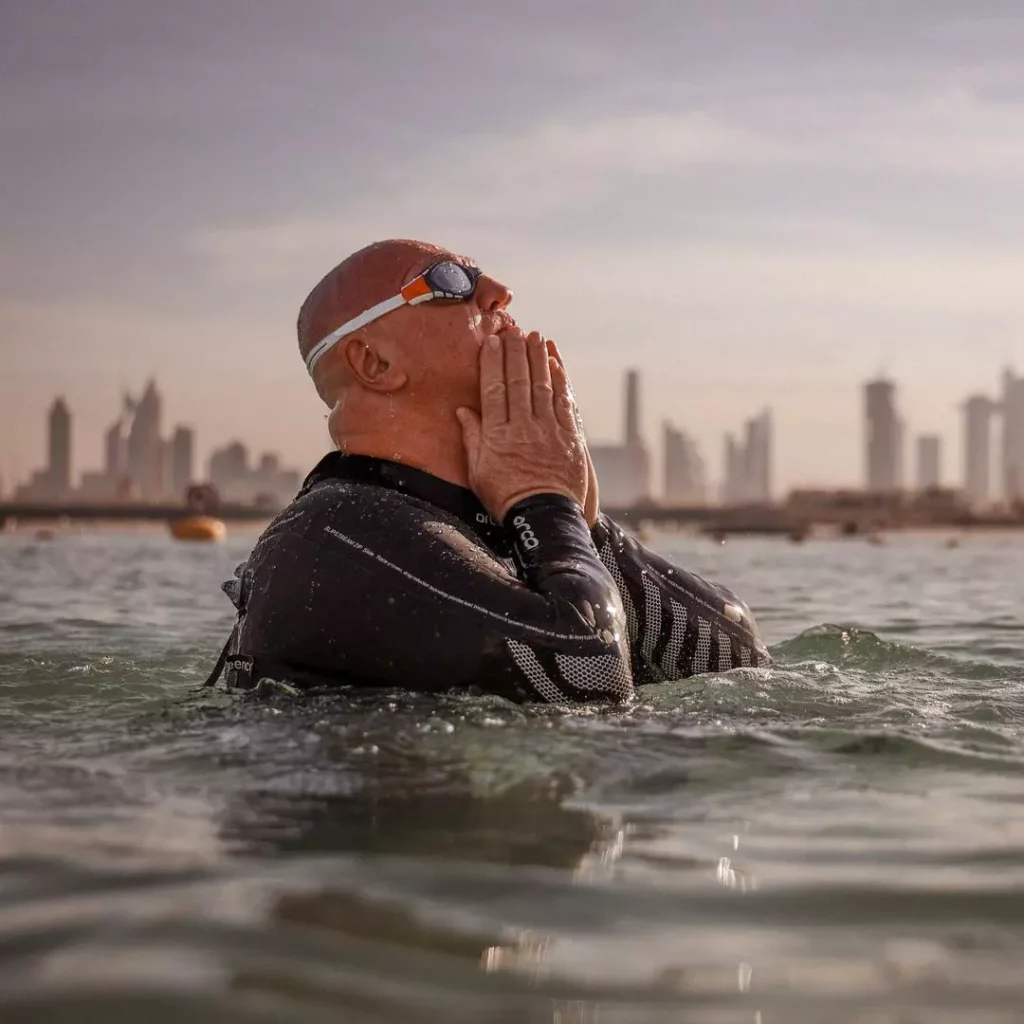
[8,364,1023,500]
[6,380,301,507]
[9,363,1023,509]
[4,3,1024,492]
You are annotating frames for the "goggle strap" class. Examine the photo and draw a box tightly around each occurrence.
[305,292,408,373]
[304,261,474,375]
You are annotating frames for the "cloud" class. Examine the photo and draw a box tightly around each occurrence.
[753,86,1024,175]
[186,108,789,284]
[188,76,1024,288]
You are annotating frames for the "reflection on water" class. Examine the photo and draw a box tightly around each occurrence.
[221,744,623,1015]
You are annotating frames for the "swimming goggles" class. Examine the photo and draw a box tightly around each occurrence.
[305,259,482,374]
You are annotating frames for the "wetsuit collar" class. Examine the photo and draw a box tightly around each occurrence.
[299,451,507,551]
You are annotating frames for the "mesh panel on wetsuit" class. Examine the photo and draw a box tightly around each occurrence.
[554,651,632,700]
[640,573,663,682]
[507,640,567,703]
[694,618,713,674]
[661,598,688,678]
[718,630,734,672]
[507,640,632,703]
[598,537,639,643]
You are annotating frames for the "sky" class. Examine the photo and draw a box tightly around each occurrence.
[2,0,1024,496]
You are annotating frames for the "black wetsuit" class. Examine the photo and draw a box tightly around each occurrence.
[209,452,770,702]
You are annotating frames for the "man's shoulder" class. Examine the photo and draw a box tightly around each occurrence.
[265,476,424,538]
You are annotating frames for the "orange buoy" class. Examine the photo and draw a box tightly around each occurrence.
[169,515,226,542]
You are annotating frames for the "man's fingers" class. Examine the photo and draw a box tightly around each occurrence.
[550,357,578,433]
[504,330,532,420]
[479,335,507,427]
[526,331,554,420]
[545,338,586,435]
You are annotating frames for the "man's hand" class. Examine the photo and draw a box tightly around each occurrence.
[583,444,600,528]
[457,329,588,522]
[545,339,600,528]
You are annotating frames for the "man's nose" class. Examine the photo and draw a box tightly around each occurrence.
[475,274,513,312]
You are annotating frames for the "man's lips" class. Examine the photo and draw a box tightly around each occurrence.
[481,310,516,334]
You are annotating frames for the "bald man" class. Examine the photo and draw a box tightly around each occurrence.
[204,240,770,702]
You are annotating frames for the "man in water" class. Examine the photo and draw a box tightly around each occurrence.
[209,239,770,702]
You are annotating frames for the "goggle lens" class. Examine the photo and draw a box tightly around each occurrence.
[426,261,477,296]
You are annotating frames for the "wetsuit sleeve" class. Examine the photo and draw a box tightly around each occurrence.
[237,488,633,704]
[590,514,771,683]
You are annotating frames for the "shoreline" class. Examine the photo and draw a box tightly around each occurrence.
[4,518,1024,541]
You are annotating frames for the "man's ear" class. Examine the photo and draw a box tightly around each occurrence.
[342,336,408,392]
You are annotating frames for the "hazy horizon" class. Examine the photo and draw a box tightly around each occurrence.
[3,0,1024,494]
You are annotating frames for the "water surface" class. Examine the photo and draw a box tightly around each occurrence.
[2,528,1024,1023]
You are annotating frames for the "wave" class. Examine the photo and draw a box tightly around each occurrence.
[771,623,1017,681]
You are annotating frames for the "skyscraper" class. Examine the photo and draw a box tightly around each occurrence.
[720,409,772,504]
[916,435,941,492]
[589,369,650,506]
[169,427,194,500]
[663,422,706,504]
[864,378,903,492]
[624,368,641,449]
[745,408,772,503]
[105,418,126,481]
[721,433,741,504]
[1001,368,1024,504]
[963,395,995,508]
[126,379,164,500]
[48,397,71,498]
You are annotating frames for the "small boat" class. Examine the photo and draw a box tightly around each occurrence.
[169,515,226,542]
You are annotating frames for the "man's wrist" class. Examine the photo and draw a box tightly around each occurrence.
[502,494,590,579]
[496,488,582,522]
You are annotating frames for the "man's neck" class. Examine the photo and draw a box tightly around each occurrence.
[329,400,470,491]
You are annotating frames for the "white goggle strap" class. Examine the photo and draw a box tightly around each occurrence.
[305,292,408,374]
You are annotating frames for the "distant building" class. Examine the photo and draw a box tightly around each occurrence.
[105,417,126,481]
[208,442,299,508]
[126,379,164,500]
[663,422,705,504]
[78,470,117,502]
[915,434,941,492]
[591,444,650,507]
[209,441,249,495]
[48,397,72,498]
[864,378,903,493]
[721,409,771,504]
[624,368,641,448]
[589,369,651,507]
[721,433,743,505]
[169,427,194,501]
[963,395,995,508]
[747,409,772,502]
[1002,368,1024,504]
[11,397,73,502]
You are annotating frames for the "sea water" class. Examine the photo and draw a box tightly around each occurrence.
[2,528,1024,1023]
